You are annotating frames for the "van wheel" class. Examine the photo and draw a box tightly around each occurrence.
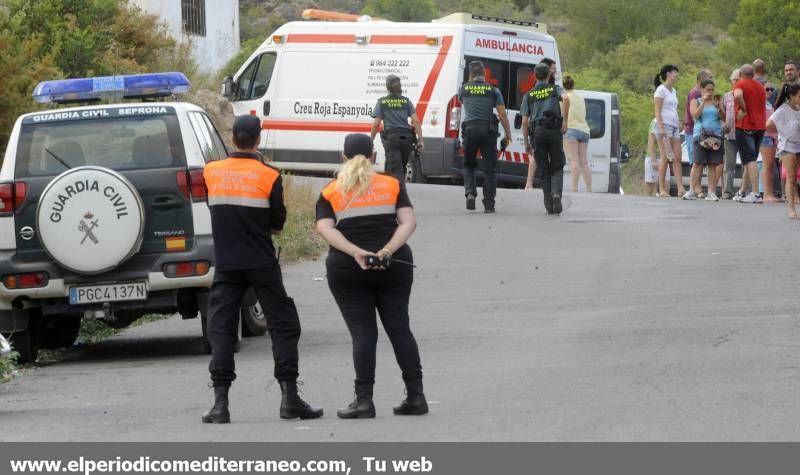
[199,292,241,354]
[241,301,267,337]
[7,311,40,364]
[40,316,81,350]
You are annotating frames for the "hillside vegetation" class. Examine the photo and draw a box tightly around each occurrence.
[3,0,799,193]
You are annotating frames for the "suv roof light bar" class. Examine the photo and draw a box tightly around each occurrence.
[32,72,191,105]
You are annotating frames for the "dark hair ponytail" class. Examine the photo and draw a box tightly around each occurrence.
[654,64,679,89]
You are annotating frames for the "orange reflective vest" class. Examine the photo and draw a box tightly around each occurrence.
[203,152,285,270]
[321,173,400,221]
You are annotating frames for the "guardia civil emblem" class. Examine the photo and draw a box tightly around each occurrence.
[78,211,99,245]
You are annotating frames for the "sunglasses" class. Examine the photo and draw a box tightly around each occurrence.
[766,88,775,91]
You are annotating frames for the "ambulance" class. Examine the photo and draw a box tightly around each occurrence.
[223,10,628,192]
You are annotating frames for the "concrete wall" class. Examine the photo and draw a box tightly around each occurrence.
[131,0,240,73]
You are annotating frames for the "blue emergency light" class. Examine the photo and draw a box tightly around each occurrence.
[32,72,191,104]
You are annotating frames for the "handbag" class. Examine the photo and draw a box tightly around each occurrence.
[699,129,723,151]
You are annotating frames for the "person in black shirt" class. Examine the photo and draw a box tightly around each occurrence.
[201,115,323,423]
[316,133,427,419]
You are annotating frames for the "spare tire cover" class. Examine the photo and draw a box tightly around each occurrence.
[36,166,145,274]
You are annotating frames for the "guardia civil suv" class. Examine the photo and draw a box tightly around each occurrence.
[0,73,265,363]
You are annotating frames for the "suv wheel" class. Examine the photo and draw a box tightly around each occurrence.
[7,311,41,363]
[40,316,81,350]
[198,292,241,354]
[241,301,267,337]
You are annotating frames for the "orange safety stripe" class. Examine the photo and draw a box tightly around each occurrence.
[322,174,400,219]
[203,158,279,208]
[264,35,454,133]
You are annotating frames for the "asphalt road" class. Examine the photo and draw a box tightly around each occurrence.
[2,180,800,441]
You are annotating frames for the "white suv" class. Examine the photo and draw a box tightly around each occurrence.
[0,73,265,363]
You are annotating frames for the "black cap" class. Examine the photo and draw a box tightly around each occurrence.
[343,133,373,159]
[232,115,261,145]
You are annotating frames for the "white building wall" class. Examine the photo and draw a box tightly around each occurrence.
[131,0,240,73]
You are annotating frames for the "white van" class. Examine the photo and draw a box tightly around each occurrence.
[224,11,628,192]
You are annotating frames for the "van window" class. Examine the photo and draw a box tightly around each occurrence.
[585,99,606,139]
[510,63,536,111]
[464,58,543,111]
[463,56,509,105]
[235,53,276,101]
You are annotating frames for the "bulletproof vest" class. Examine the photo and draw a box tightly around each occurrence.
[461,79,499,124]
[525,83,561,117]
[461,80,495,99]
[379,94,410,111]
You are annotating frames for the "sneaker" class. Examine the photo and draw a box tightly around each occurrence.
[740,192,762,203]
[696,191,707,199]
[705,192,719,201]
[722,192,733,200]
[466,195,476,210]
[732,191,744,202]
[682,190,697,200]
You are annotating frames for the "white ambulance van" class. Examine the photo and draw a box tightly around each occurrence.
[224,11,628,192]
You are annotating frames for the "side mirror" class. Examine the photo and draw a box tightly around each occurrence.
[514,114,522,130]
[619,143,630,164]
[221,75,235,99]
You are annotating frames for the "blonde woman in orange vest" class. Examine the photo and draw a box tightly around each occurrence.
[316,133,427,419]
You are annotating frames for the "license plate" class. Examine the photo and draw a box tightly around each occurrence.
[69,282,147,305]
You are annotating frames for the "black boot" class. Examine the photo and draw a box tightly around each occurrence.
[337,383,375,419]
[482,199,495,213]
[466,194,476,210]
[393,379,428,416]
[552,193,562,215]
[279,381,323,420]
[202,384,230,424]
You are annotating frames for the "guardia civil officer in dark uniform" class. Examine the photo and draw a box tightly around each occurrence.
[316,133,427,419]
[370,75,424,183]
[201,115,323,423]
[521,63,570,215]
[459,60,513,213]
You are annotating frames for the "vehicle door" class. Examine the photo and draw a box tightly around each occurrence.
[229,52,278,157]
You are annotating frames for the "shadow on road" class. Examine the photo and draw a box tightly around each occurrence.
[60,336,208,364]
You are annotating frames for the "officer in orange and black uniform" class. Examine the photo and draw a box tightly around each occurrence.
[201,115,322,424]
[315,133,427,419]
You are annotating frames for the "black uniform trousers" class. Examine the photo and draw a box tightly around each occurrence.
[326,246,422,386]
[462,122,498,203]
[531,127,566,207]
[207,266,301,386]
[383,129,414,183]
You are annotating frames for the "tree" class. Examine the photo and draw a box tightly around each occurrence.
[0,0,195,153]
[719,0,800,77]
[363,0,438,22]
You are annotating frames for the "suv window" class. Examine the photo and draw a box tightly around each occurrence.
[188,112,226,163]
[585,99,606,139]
[16,115,185,177]
[235,53,277,101]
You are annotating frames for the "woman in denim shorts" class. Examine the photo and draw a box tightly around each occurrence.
[654,65,684,196]
[686,79,724,201]
[563,76,593,192]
